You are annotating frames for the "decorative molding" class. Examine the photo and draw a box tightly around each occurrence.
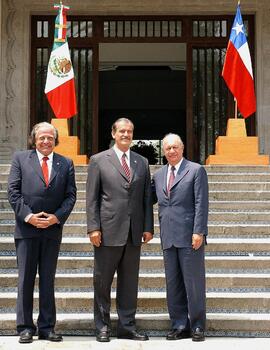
[3,0,16,143]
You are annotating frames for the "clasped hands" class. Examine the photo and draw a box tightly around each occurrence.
[28,212,59,229]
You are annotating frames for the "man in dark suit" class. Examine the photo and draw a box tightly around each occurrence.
[152,133,208,342]
[8,122,76,344]
[86,118,153,342]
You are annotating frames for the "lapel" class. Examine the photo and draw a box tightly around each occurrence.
[130,151,138,182]
[107,148,130,182]
[29,150,45,185]
[171,158,190,189]
[50,153,62,184]
[162,158,190,196]
[162,165,169,196]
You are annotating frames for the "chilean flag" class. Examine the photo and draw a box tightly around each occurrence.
[222,4,256,118]
[45,3,77,119]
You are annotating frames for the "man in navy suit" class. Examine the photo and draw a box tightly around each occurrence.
[152,133,208,342]
[8,122,76,344]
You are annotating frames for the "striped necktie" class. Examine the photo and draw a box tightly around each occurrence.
[121,153,131,182]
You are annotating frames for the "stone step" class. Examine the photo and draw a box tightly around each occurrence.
[207,173,270,182]
[3,222,270,237]
[4,210,270,224]
[3,189,270,201]
[209,212,270,222]
[209,201,270,211]
[5,180,270,192]
[207,224,270,237]
[0,273,270,291]
[209,191,270,201]
[3,178,270,192]
[1,312,270,336]
[3,199,270,212]
[209,182,270,191]
[3,164,270,173]
[0,237,270,255]
[1,292,270,314]
[4,171,270,184]
[2,256,270,272]
[205,166,270,173]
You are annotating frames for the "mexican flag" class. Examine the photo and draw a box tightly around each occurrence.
[45,3,77,119]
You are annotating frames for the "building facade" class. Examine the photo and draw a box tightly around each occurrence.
[1,0,270,163]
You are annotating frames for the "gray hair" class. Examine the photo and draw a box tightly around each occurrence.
[162,133,184,148]
[29,122,59,148]
[111,118,134,134]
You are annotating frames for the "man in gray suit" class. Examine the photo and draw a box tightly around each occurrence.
[8,122,77,343]
[86,118,153,342]
[152,133,208,342]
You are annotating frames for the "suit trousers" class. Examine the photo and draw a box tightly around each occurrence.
[163,245,206,331]
[93,241,141,334]
[15,236,61,334]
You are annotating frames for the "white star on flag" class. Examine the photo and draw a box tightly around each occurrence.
[232,22,244,36]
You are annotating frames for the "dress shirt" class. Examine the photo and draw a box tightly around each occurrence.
[113,145,131,168]
[36,149,53,180]
[24,150,54,222]
[166,158,183,189]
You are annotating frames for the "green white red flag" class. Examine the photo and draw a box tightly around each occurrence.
[45,2,77,119]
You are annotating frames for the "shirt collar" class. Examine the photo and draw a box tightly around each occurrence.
[113,144,130,160]
[36,149,54,162]
[168,157,183,173]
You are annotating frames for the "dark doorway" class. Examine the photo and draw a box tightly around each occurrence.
[99,66,186,162]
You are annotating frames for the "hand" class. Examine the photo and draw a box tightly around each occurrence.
[89,230,102,247]
[192,233,204,250]
[142,232,153,244]
[29,212,59,229]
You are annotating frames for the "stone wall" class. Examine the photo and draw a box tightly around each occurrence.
[0,0,270,160]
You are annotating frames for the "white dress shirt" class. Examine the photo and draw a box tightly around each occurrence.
[24,150,54,222]
[113,145,131,168]
[166,158,183,189]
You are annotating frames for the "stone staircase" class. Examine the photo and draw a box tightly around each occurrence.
[0,164,270,336]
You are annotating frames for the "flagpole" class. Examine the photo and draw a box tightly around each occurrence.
[234,98,238,118]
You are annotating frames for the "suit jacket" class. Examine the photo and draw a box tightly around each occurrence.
[86,148,153,246]
[8,150,77,241]
[152,158,208,250]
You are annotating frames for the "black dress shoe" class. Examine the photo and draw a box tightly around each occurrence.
[192,327,205,342]
[118,330,149,341]
[166,329,191,340]
[19,331,33,344]
[96,331,110,342]
[38,331,63,342]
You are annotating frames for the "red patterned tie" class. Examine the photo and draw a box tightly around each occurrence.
[167,166,175,195]
[121,153,131,182]
[42,156,49,187]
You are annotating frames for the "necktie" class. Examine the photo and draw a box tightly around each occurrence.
[42,156,49,187]
[121,153,131,182]
[167,166,175,195]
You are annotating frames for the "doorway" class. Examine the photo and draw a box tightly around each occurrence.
[98,43,186,163]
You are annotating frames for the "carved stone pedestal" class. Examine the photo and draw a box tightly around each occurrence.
[51,119,89,165]
[206,119,269,165]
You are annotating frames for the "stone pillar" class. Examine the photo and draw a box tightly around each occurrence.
[256,1,270,155]
[0,0,16,163]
